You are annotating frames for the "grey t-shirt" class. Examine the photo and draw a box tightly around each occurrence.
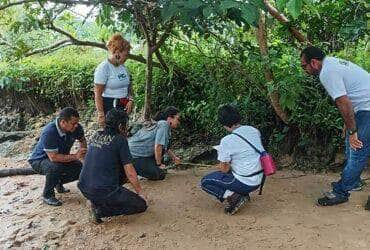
[94,59,130,99]
[319,57,370,113]
[128,120,171,158]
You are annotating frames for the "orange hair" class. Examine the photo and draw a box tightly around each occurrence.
[107,33,131,54]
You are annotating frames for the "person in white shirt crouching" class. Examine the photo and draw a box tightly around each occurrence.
[200,104,264,215]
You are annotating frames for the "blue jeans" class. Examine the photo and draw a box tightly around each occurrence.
[332,111,370,198]
[200,171,260,202]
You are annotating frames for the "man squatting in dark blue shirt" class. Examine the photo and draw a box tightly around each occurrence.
[28,107,87,206]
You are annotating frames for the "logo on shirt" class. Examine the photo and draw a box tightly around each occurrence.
[338,60,349,67]
[118,73,127,81]
[90,133,114,148]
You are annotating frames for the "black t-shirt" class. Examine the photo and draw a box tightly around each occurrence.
[78,131,132,200]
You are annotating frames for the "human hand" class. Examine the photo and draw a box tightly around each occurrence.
[349,132,363,150]
[125,100,133,114]
[173,156,181,165]
[138,192,148,201]
[158,163,166,169]
[76,147,87,159]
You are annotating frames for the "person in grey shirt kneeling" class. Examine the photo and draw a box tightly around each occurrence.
[128,106,181,180]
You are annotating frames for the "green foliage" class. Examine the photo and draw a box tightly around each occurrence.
[297,0,368,49]
[0,48,105,109]
[161,0,265,32]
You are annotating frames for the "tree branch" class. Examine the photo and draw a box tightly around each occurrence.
[0,0,35,11]
[0,0,95,11]
[152,21,174,53]
[154,50,169,72]
[264,0,310,45]
[25,39,70,56]
[256,11,289,124]
[133,5,151,44]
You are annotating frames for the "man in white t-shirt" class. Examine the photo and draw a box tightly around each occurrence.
[300,46,370,208]
[200,105,264,215]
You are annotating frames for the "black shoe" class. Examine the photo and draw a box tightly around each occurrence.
[317,191,348,206]
[365,196,370,211]
[56,183,70,193]
[42,196,62,206]
[224,193,250,215]
[90,204,103,224]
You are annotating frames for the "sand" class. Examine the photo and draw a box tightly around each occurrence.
[0,158,370,249]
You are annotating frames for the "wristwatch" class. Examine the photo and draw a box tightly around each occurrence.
[348,128,357,135]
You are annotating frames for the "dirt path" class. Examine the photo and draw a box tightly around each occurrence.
[1,160,370,249]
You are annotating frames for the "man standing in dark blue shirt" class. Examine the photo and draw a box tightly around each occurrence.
[28,107,87,206]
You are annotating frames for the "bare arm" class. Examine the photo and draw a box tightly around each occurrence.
[94,84,105,114]
[128,81,133,99]
[335,96,356,130]
[124,163,142,194]
[335,95,363,149]
[219,162,231,173]
[46,151,79,163]
[94,84,106,126]
[154,144,163,165]
[125,81,134,114]
[79,136,87,149]
[167,149,181,165]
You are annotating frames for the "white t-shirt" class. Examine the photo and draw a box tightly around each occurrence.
[94,59,131,99]
[319,57,370,113]
[217,126,264,186]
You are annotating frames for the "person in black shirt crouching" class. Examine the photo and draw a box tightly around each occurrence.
[78,108,147,224]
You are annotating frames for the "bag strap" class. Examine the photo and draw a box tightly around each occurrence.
[231,132,265,195]
[233,169,264,178]
[232,132,262,155]
[232,169,266,195]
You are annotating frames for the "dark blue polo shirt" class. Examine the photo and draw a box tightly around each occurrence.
[78,131,132,200]
[28,118,84,163]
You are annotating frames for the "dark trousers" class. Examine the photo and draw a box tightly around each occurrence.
[132,156,166,180]
[87,187,147,218]
[30,158,82,198]
[103,97,126,115]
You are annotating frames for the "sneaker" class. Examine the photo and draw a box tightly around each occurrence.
[317,191,348,206]
[89,205,103,224]
[224,193,250,215]
[42,196,62,206]
[55,183,70,193]
[365,196,370,211]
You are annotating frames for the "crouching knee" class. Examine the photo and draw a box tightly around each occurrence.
[136,198,148,213]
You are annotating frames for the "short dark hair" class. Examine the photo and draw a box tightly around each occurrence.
[153,106,180,121]
[301,46,326,62]
[59,107,79,121]
[105,108,128,135]
[218,104,241,127]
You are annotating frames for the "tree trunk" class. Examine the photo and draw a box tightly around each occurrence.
[143,46,154,120]
[256,12,289,124]
[0,167,36,177]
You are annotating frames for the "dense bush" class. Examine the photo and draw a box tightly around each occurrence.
[0,48,104,111]
[0,38,368,169]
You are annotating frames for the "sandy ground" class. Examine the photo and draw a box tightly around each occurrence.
[1,158,370,250]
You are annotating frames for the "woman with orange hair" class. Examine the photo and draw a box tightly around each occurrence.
[94,33,134,127]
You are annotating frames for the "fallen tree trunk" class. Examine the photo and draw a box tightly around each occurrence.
[0,167,36,177]
[0,131,31,143]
